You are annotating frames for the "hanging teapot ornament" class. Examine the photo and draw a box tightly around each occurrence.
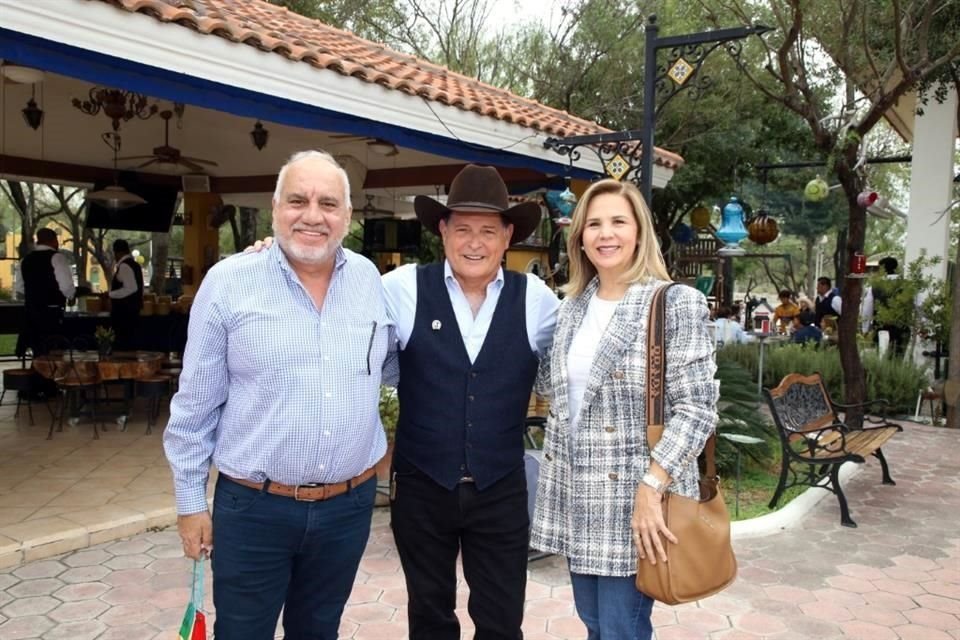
[804,175,830,202]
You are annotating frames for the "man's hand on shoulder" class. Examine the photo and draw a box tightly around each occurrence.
[177,511,213,560]
[243,237,274,254]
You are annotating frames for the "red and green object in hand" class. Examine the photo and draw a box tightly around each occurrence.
[178,558,207,640]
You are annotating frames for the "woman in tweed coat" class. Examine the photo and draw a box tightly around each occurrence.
[531,179,718,639]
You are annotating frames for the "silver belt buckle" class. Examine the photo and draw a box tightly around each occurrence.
[293,483,321,501]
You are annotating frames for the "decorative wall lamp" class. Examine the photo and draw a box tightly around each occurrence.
[86,132,146,210]
[716,196,748,256]
[72,86,158,131]
[22,86,43,130]
[250,120,269,150]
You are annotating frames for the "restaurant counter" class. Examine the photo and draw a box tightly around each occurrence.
[0,304,188,354]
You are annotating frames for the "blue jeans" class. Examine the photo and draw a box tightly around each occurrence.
[569,569,655,640]
[211,475,376,640]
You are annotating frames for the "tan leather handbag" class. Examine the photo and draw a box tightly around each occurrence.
[635,284,737,605]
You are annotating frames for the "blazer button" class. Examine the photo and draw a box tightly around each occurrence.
[613,370,624,379]
[544,453,553,461]
[604,426,615,433]
[608,472,619,480]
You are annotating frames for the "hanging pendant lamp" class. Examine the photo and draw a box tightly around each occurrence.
[86,132,146,210]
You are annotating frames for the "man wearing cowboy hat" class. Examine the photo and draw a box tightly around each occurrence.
[383,164,559,639]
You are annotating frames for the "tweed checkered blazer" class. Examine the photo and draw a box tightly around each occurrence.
[530,278,719,576]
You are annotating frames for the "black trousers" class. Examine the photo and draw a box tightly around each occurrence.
[390,463,529,640]
[111,310,139,352]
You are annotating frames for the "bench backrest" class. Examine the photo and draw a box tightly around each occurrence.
[763,372,837,435]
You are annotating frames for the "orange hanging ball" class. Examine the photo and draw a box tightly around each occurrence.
[747,211,779,245]
[690,205,711,229]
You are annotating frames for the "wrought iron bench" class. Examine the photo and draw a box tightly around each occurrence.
[763,372,903,527]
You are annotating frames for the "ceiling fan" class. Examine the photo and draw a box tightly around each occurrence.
[329,134,399,157]
[119,109,218,173]
[359,194,394,219]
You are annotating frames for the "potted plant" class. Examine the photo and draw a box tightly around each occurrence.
[94,325,115,358]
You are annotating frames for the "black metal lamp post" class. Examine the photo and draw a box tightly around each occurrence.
[544,15,771,204]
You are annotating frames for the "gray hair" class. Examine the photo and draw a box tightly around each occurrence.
[273,150,352,208]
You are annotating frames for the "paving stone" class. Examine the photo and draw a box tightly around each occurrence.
[39,619,106,640]
[1,595,59,618]
[58,566,111,584]
[52,582,110,602]
[0,615,55,639]
[61,550,112,568]
[103,554,154,571]
[6,579,63,598]
[47,598,110,623]
[10,561,66,580]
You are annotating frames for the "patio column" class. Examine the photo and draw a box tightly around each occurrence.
[180,192,221,297]
[904,85,958,280]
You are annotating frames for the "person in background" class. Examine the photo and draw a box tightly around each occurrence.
[108,239,144,351]
[714,305,754,347]
[791,309,823,345]
[164,150,396,639]
[20,228,75,356]
[531,179,718,639]
[772,288,799,334]
[815,277,841,328]
[861,256,908,356]
[384,164,559,639]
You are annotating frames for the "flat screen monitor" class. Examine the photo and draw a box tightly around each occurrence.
[363,219,421,253]
[86,173,179,233]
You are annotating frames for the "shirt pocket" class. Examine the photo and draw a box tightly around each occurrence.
[343,320,390,378]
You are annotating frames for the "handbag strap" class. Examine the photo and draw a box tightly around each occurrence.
[645,283,717,479]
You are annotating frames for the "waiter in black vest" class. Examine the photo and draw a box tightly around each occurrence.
[382,165,560,640]
[21,228,75,356]
[108,239,143,351]
[815,276,842,328]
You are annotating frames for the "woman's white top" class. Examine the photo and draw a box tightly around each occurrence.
[566,293,620,438]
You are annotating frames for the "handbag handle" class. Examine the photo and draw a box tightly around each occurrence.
[645,283,717,480]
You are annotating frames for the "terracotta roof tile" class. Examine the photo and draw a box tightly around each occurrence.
[94,0,683,169]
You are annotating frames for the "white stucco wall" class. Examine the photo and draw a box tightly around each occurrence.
[904,86,958,279]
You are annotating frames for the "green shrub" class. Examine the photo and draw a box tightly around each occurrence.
[379,386,398,442]
[717,342,927,414]
[714,359,775,476]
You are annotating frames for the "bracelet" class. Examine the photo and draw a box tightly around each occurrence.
[641,472,667,495]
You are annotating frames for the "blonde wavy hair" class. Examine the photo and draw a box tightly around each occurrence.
[562,179,671,298]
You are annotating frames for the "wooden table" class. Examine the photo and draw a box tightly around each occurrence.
[33,351,164,382]
[33,351,166,430]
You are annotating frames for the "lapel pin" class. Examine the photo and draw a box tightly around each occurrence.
[431,320,442,331]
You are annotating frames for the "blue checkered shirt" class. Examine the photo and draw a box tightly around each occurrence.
[163,243,396,515]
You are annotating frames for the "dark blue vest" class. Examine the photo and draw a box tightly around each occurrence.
[815,289,839,327]
[395,263,539,490]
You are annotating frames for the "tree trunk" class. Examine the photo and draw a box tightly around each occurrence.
[150,232,170,294]
[947,228,960,428]
[836,161,867,426]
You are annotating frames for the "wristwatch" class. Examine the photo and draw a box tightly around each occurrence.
[641,473,668,495]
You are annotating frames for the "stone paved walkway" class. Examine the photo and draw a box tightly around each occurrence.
[0,421,956,639]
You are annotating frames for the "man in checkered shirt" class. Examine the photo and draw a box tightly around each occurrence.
[164,150,397,640]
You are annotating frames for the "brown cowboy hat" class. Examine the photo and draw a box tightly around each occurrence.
[414,164,542,244]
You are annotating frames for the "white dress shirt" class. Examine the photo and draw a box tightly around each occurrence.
[32,245,76,300]
[109,258,139,299]
[382,261,559,363]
